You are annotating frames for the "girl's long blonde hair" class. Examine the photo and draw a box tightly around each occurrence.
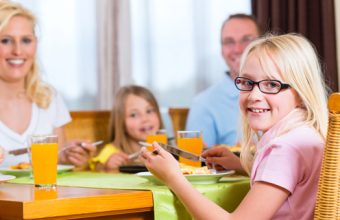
[109,85,164,154]
[0,0,52,108]
[239,33,328,174]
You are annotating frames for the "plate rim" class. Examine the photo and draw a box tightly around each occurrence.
[0,174,16,182]
[0,164,75,173]
[136,170,234,177]
[136,170,235,184]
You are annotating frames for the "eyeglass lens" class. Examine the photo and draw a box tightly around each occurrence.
[235,77,286,94]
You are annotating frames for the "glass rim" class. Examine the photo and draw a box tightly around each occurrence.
[177,130,201,134]
[30,134,58,138]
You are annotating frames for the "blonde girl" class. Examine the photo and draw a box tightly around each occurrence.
[140,33,328,220]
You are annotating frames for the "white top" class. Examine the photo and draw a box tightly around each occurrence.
[0,91,71,167]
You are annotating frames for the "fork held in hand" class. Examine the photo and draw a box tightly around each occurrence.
[59,140,104,155]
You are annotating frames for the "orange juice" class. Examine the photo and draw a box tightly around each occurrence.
[146,132,167,151]
[177,134,203,167]
[34,187,58,200]
[31,143,58,186]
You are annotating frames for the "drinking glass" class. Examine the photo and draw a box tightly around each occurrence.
[177,131,203,167]
[29,135,58,189]
[146,129,168,151]
[34,187,58,200]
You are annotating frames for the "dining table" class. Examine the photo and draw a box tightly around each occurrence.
[0,169,250,220]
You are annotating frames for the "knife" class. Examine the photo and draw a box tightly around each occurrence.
[7,148,29,156]
[7,140,104,156]
[138,141,206,163]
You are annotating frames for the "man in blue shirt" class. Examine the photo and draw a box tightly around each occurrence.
[186,14,261,148]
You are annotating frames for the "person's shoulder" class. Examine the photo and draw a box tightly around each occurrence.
[49,88,68,105]
[276,126,324,150]
[193,75,236,101]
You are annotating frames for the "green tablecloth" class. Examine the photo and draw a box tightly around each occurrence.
[9,171,249,220]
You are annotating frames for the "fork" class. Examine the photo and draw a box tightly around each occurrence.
[128,151,140,160]
[58,140,104,155]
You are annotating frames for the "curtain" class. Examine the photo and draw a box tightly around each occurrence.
[96,0,133,109]
[252,0,338,92]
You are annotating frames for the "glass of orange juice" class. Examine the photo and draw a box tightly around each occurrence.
[29,135,58,189]
[34,187,58,200]
[145,129,168,151]
[177,131,203,167]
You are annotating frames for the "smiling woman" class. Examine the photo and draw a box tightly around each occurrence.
[0,0,96,170]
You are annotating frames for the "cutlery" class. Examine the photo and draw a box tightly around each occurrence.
[138,141,206,163]
[58,140,104,154]
[128,151,140,160]
[128,146,160,161]
[138,141,218,174]
[8,140,104,156]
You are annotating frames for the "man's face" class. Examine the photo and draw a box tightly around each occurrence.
[221,18,259,79]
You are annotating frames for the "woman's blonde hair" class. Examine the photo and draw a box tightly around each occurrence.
[109,85,164,154]
[0,0,52,108]
[239,33,328,174]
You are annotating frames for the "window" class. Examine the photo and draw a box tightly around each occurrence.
[130,0,251,136]
[15,0,97,110]
[130,0,251,107]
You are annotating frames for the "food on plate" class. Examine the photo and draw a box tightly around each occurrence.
[229,145,241,152]
[179,163,211,175]
[9,162,31,170]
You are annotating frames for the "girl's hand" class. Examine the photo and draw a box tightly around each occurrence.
[139,142,183,185]
[202,146,244,172]
[61,140,96,169]
[104,152,129,171]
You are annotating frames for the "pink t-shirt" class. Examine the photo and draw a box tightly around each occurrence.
[251,111,324,220]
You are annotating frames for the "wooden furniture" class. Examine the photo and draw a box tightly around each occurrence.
[314,93,340,220]
[168,108,189,138]
[0,183,153,219]
[64,111,111,143]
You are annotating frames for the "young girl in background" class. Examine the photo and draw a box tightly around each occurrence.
[90,85,164,172]
[140,33,328,220]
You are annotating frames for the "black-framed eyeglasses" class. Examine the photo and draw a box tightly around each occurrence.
[234,77,291,94]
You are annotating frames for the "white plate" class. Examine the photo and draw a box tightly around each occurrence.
[0,174,16,182]
[137,170,235,185]
[0,165,75,176]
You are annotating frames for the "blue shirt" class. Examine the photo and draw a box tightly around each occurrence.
[186,74,240,148]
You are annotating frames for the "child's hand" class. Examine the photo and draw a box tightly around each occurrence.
[105,152,129,171]
[61,140,97,169]
[139,142,183,185]
[202,146,243,172]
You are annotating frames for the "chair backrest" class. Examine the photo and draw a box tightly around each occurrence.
[168,108,189,139]
[314,93,340,220]
[64,110,111,143]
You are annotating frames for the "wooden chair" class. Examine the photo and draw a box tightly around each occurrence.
[64,110,111,143]
[168,108,189,139]
[314,93,340,220]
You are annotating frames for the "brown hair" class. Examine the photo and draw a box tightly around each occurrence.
[108,85,164,154]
